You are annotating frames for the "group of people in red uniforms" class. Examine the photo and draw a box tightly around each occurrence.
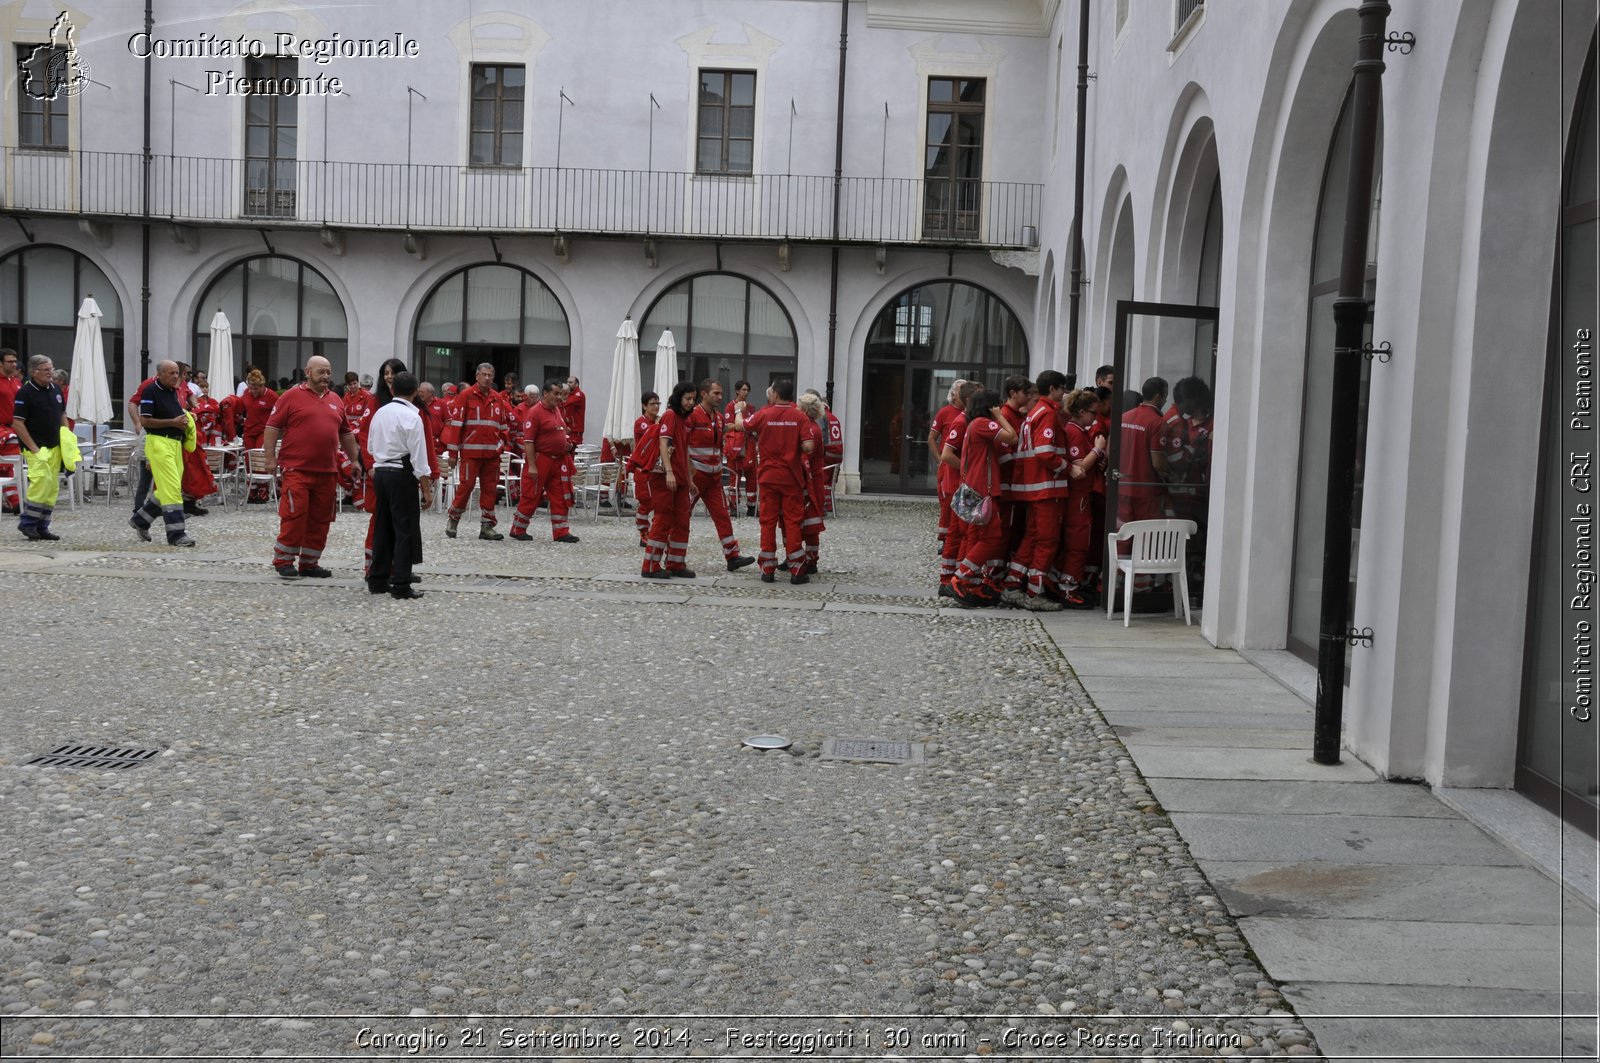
[627,377,842,583]
[934,368,1212,610]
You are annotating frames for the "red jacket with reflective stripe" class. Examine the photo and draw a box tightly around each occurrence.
[446,386,512,459]
[1012,397,1069,501]
[686,404,725,475]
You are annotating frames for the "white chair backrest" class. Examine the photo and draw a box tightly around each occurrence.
[1121,519,1197,567]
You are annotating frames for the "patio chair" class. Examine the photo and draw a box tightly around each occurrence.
[241,448,277,502]
[1105,519,1198,627]
[84,440,135,501]
[203,447,233,506]
[575,462,621,521]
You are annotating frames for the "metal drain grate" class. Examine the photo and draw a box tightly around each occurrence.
[24,745,162,770]
[819,738,925,764]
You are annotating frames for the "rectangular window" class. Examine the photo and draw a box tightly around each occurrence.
[697,70,755,174]
[470,64,525,167]
[16,45,69,150]
[1175,0,1205,27]
[924,77,985,239]
[243,56,298,218]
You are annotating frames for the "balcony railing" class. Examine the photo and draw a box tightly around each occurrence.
[1,149,1043,248]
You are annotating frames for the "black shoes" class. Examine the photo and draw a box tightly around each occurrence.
[760,572,776,583]
[790,572,810,585]
[36,530,60,541]
[183,501,209,516]
[509,532,534,541]
[726,555,756,571]
[130,517,151,542]
[367,581,387,595]
[555,534,580,543]
[746,504,756,517]
[298,566,333,578]
[389,586,424,600]
[275,565,301,581]
[668,568,696,579]
[641,569,671,580]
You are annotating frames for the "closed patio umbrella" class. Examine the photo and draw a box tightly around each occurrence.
[206,309,233,395]
[64,296,113,431]
[653,328,678,400]
[602,316,642,447]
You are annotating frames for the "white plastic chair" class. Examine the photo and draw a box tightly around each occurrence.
[0,450,26,512]
[1105,519,1198,627]
[241,448,277,502]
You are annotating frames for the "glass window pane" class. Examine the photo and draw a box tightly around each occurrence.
[930,282,982,362]
[502,66,525,92]
[246,125,268,156]
[746,283,795,358]
[0,253,18,323]
[926,113,953,147]
[985,292,1026,366]
[928,79,953,103]
[501,98,524,130]
[246,257,300,336]
[276,95,297,127]
[698,104,723,136]
[697,139,722,172]
[48,113,66,147]
[958,115,983,148]
[19,114,42,146]
[300,265,346,339]
[78,258,120,330]
[727,139,752,173]
[700,72,725,103]
[960,79,985,102]
[470,133,495,166]
[500,134,522,166]
[416,272,465,343]
[463,265,522,344]
[22,246,74,325]
[246,95,270,124]
[472,65,494,95]
[728,106,754,138]
[642,284,689,354]
[690,274,747,355]
[523,274,569,346]
[201,263,245,342]
[730,73,755,106]
[470,100,495,131]
[276,126,296,157]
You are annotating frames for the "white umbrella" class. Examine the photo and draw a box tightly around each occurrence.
[207,309,233,396]
[602,316,642,446]
[64,296,113,429]
[653,328,678,400]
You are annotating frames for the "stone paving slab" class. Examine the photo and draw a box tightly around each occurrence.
[1125,745,1378,782]
[1110,725,1313,750]
[1167,811,1525,867]
[1077,673,1311,699]
[1201,860,1589,923]
[1066,650,1266,679]
[1279,981,1598,1062]
[686,595,825,612]
[1147,778,1452,817]
[1103,709,1315,730]
[1238,916,1592,990]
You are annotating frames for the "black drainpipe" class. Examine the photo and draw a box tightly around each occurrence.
[1313,1,1390,764]
[138,0,153,386]
[1065,0,1089,373]
[823,0,848,408]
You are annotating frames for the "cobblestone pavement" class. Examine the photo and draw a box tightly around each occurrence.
[1,494,1320,1059]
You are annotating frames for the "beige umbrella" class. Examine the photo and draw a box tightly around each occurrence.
[206,309,233,394]
[653,329,678,400]
[602,317,642,447]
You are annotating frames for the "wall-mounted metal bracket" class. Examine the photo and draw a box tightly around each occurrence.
[256,228,274,255]
[1361,341,1393,363]
[1330,627,1375,648]
[552,233,569,264]
[10,215,33,242]
[1384,32,1415,54]
[488,235,503,263]
[644,238,658,269]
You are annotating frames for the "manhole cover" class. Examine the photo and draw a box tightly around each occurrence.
[819,738,924,764]
[24,745,161,770]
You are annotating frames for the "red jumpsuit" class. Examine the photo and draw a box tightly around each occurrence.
[686,403,744,562]
[193,395,224,446]
[930,402,963,548]
[344,387,375,427]
[723,399,755,512]
[644,407,693,574]
[936,411,970,587]
[178,385,218,501]
[800,416,827,571]
[1053,419,1099,595]
[445,385,513,526]
[955,416,1007,597]
[1007,397,1069,599]
[821,409,843,514]
[997,402,1027,564]
[631,414,657,541]
[744,402,809,576]
[0,374,20,510]
[1118,401,1168,524]
[266,384,350,572]
[511,401,574,539]
[563,388,586,445]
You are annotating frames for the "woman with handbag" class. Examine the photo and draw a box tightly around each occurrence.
[948,388,1017,608]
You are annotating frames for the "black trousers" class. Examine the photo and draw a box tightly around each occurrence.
[369,467,422,589]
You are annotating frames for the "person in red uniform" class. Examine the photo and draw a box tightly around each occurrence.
[949,388,1018,607]
[175,364,217,514]
[640,381,697,578]
[263,355,360,579]
[723,379,756,516]
[797,393,829,575]
[343,372,374,425]
[0,348,23,512]
[1118,376,1171,525]
[193,377,224,446]
[995,374,1032,581]
[735,378,813,584]
[685,380,756,571]
[239,368,278,500]
[802,388,845,515]
[443,362,514,540]
[629,392,661,545]
[929,379,975,554]
[1052,388,1108,609]
[510,378,581,543]
[563,376,587,445]
[934,380,982,592]
[1003,370,1070,610]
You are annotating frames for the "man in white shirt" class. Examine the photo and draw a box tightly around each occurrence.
[365,370,434,600]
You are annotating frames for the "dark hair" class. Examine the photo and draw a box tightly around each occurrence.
[544,377,566,394]
[391,371,418,398]
[699,378,720,393]
[374,358,407,407]
[344,371,360,385]
[1093,385,1112,402]
[1002,374,1030,396]
[1065,388,1099,416]
[1063,372,1077,390]
[733,379,750,392]
[955,379,982,406]
[965,388,1001,422]
[668,380,699,412]
[1095,365,1115,382]
[1173,375,1212,416]
[770,378,795,402]
[641,391,659,408]
[1122,389,1143,411]
[1141,376,1169,402]
[1035,369,1068,394]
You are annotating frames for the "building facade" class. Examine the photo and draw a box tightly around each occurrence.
[2,0,1595,829]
